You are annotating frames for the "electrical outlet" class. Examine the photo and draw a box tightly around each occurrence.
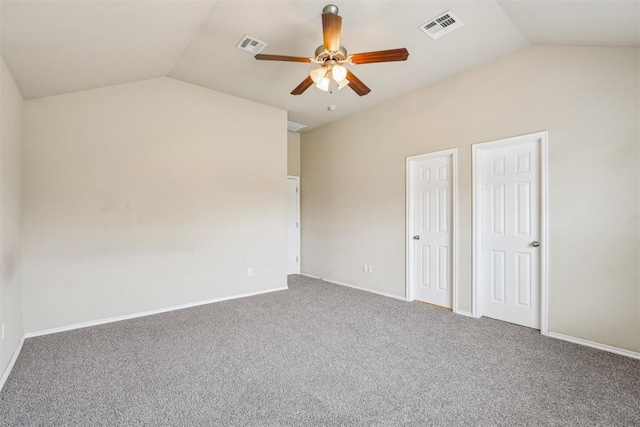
[367,265,373,273]
[363,264,368,272]
[247,267,253,276]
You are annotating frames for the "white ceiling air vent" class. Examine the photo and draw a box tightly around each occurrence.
[419,11,464,40]
[287,121,307,132]
[236,35,268,54]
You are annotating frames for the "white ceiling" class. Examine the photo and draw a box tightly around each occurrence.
[170,0,530,129]
[1,0,638,131]
[497,0,640,47]
[0,0,215,99]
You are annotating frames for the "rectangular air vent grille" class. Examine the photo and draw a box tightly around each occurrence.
[419,11,464,40]
[236,35,268,54]
[287,121,307,132]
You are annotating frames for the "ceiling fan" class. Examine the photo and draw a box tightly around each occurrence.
[254,4,409,96]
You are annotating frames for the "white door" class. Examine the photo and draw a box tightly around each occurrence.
[410,154,453,308]
[479,137,541,328]
[286,178,300,275]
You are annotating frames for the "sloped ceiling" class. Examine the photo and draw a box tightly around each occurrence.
[1,0,638,131]
[0,0,216,99]
[170,0,528,130]
[497,0,640,47]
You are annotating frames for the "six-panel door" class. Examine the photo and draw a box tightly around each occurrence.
[481,140,541,329]
[411,155,453,308]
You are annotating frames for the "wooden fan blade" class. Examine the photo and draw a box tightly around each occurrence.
[322,12,342,52]
[345,70,371,96]
[255,54,312,63]
[350,48,409,65]
[291,76,314,95]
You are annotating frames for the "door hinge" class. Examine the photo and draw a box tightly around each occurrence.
[296,187,299,193]
[296,222,299,228]
[296,256,299,262]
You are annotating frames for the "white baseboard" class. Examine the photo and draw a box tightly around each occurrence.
[547,331,640,360]
[0,335,25,392]
[453,309,474,317]
[300,273,406,301]
[25,286,289,339]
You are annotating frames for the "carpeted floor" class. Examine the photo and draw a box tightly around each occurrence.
[1,275,639,426]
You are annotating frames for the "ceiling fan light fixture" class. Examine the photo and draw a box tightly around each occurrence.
[331,65,347,83]
[337,78,350,90]
[316,77,330,92]
[310,67,326,84]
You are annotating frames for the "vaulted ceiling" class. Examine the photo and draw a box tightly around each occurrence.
[2,0,638,131]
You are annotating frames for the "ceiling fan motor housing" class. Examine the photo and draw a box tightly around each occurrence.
[314,45,348,62]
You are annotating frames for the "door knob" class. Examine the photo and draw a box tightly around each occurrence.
[413,235,420,240]
[531,241,540,247]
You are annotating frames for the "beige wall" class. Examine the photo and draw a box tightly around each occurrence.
[301,46,640,352]
[0,57,23,374]
[22,77,288,332]
[287,131,300,176]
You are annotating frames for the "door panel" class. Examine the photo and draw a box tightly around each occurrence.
[480,140,541,329]
[421,190,430,232]
[491,250,506,303]
[420,245,430,288]
[491,184,505,235]
[515,252,532,307]
[437,246,448,291]
[437,189,448,232]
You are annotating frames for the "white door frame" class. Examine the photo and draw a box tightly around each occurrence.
[471,131,549,335]
[406,148,459,313]
[287,176,301,274]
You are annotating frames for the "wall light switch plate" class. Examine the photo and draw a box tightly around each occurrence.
[248,268,253,276]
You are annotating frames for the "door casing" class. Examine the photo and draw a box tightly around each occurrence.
[406,148,459,313]
[472,131,549,335]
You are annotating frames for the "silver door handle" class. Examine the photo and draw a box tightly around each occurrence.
[531,241,540,247]
[413,235,420,240]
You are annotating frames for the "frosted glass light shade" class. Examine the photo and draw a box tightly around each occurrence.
[316,77,330,92]
[332,65,347,83]
[310,67,326,84]
[337,78,350,90]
